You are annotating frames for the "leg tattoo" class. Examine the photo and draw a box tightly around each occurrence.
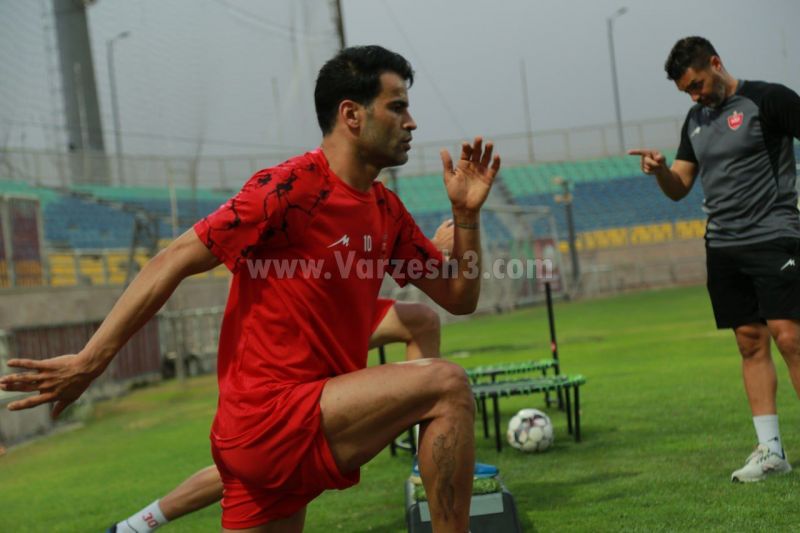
[432,428,458,520]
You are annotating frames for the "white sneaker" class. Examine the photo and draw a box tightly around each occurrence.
[731,444,792,483]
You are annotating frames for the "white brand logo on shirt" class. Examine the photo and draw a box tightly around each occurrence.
[690,126,701,138]
[780,258,796,271]
[327,234,350,248]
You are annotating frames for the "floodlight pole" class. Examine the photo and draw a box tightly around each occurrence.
[107,30,131,185]
[333,0,346,49]
[607,7,627,155]
[519,59,535,163]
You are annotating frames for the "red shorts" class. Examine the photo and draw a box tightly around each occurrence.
[211,300,395,529]
[212,379,359,529]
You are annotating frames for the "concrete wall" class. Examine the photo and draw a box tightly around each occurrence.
[0,275,230,329]
[574,238,706,296]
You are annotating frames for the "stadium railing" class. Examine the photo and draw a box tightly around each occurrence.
[1,116,683,189]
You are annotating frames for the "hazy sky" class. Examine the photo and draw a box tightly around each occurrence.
[342,0,800,141]
[2,0,798,169]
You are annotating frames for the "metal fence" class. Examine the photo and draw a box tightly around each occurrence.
[1,116,683,189]
[381,205,568,320]
[403,116,682,177]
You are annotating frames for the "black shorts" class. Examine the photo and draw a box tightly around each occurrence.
[706,237,800,329]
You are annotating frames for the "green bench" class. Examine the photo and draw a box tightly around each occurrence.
[465,359,558,382]
[466,359,563,440]
[467,283,587,452]
[471,375,586,452]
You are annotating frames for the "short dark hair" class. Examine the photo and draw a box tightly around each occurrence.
[664,36,719,81]
[314,45,414,134]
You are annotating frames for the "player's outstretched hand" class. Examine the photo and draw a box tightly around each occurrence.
[441,137,501,214]
[628,148,668,175]
[0,354,99,418]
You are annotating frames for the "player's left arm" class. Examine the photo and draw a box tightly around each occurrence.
[762,83,800,140]
[412,137,500,315]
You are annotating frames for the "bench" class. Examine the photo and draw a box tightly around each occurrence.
[471,375,586,452]
[466,359,564,438]
[465,359,558,383]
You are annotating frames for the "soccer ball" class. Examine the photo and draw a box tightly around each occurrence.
[507,408,554,452]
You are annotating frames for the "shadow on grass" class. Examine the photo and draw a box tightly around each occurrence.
[514,470,641,509]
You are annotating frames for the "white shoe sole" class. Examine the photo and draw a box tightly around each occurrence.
[731,464,792,483]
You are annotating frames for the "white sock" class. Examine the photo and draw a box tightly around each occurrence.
[753,414,785,458]
[115,500,168,533]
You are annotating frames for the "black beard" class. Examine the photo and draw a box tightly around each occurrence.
[705,78,728,108]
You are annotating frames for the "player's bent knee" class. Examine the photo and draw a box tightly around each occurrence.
[426,360,474,416]
[417,304,441,333]
[402,303,440,335]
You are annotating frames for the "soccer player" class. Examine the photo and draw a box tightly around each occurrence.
[629,36,800,483]
[107,220,470,533]
[108,298,437,533]
[1,45,500,532]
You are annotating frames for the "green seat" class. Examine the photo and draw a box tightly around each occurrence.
[465,358,558,382]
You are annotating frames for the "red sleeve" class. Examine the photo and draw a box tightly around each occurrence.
[388,199,444,287]
[194,160,331,273]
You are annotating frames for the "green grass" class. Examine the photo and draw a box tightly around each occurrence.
[2,284,799,531]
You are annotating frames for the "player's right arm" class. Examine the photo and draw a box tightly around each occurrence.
[0,229,220,417]
[628,149,697,201]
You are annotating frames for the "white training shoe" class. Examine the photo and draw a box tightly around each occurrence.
[731,444,792,483]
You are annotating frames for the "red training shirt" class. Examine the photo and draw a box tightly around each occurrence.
[194,148,443,456]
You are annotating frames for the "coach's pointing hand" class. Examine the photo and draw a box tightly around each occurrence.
[628,148,668,175]
[441,136,501,216]
[0,353,100,418]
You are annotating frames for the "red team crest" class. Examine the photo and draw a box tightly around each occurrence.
[727,110,743,130]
